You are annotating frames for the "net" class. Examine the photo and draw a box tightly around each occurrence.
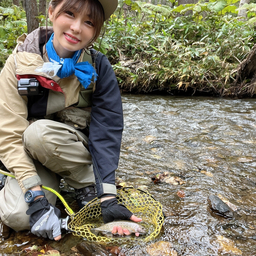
[68,187,164,244]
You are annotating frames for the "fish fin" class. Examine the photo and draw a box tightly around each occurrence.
[90,228,99,236]
[104,231,114,237]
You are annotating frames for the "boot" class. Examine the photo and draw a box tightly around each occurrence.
[75,185,97,209]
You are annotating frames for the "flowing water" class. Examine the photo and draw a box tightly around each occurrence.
[1,94,256,255]
[119,94,256,255]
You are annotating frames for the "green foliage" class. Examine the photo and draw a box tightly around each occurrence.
[97,0,256,95]
[0,0,13,8]
[0,1,255,96]
[238,3,256,23]
[0,5,27,66]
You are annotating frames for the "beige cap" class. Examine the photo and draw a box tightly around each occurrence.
[98,0,118,20]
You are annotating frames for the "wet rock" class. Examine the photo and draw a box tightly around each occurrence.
[200,170,214,177]
[23,244,61,256]
[220,222,247,240]
[239,225,256,240]
[146,241,177,256]
[217,194,238,211]
[76,241,116,256]
[164,176,186,185]
[137,185,149,192]
[151,154,162,160]
[217,235,242,255]
[44,250,60,255]
[208,195,234,219]
[143,135,157,143]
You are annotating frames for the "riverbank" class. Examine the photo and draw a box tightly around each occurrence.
[114,59,256,98]
[113,56,256,98]
[102,3,256,98]
[1,2,256,98]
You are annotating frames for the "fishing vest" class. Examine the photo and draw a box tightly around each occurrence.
[75,49,95,108]
[25,50,95,134]
[53,50,96,133]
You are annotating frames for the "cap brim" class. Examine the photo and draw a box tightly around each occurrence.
[98,0,118,20]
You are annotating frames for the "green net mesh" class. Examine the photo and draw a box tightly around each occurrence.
[68,187,164,244]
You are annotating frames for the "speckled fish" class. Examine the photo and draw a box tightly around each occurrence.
[91,221,146,236]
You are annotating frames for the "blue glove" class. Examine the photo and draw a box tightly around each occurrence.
[101,198,133,223]
[26,197,61,240]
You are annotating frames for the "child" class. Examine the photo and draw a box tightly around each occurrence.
[0,0,141,240]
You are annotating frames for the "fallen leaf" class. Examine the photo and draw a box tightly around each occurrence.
[165,176,186,185]
[71,246,79,253]
[106,246,122,255]
[151,172,169,183]
[31,245,39,251]
[177,190,185,198]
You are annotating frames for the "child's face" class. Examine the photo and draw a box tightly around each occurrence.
[49,2,95,58]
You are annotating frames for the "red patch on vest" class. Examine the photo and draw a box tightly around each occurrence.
[16,75,63,93]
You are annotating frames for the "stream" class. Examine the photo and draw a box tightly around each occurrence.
[1,94,256,255]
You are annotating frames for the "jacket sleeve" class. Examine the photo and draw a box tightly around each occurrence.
[0,54,42,193]
[88,53,123,197]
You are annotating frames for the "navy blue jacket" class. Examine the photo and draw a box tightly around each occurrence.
[89,50,123,196]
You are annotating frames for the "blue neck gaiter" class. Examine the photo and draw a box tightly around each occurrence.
[46,33,97,89]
